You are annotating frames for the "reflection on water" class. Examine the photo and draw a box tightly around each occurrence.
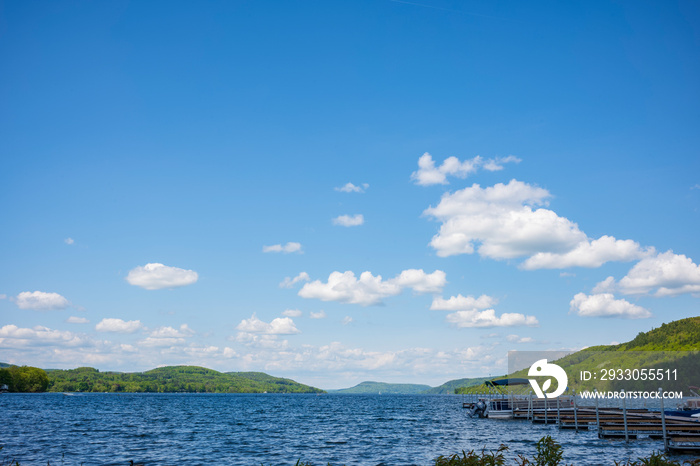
[1,393,696,465]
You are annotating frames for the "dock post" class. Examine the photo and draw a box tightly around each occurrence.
[573,390,578,431]
[556,395,561,428]
[659,387,668,452]
[528,392,533,421]
[622,389,629,442]
[511,391,514,418]
[545,395,548,425]
[594,389,600,437]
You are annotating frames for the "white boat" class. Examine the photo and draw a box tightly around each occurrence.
[465,378,531,419]
[664,386,700,418]
[466,396,532,419]
[486,398,519,419]
[465,378,574,419]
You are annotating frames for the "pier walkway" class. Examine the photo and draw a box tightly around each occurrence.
[463,394,700,455]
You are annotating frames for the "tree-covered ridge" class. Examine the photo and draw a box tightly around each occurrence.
[42,365,324,393]
[456,316,700,394]
[422,377,491,394]
[617,316,700,351]
[329,381,433,394]
[327,377,491,394]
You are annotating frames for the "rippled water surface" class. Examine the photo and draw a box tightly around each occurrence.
[1,393,695,465]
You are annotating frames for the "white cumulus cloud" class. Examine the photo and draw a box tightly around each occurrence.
[95,318,143,333]
[282,309,302,317]
[423,179,648,271]
[298,269,446,306]
[149,324,194,338]
[522,236,653,270]
[424,180,584,259]
[483,155,522,172]
[15,291,70,310]
[445,309,539,328]
[411,153,481,186]
[335,182,369,193]
[66,316,89,324]
[64,237,75,245]
[616,251,700,297]
[234,332,290,350]
[391,269,447,294]
[125,263,198,290]
[262,242,302,254]
[431,294,497,311]
[411,153,521,186]
[592,276,617,294]
[332,214,364,227]
[569,293,652,319]
[310,310,327,319]
[0,324,88,347]
[236,314,300,335]
[279,272,310,289]
[506,334,534,343]
[140,324,195,347]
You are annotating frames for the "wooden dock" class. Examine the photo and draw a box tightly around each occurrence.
[465,394,700,454]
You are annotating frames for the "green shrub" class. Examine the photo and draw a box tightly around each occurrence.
[435,444,509,465]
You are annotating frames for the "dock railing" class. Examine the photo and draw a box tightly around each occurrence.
[464,389,700,453]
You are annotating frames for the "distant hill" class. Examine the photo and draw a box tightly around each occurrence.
[422,377,491,394]
[456,316,700,394]
[44,365,324,394]
[329,381,431,394]
[329,377,491,395]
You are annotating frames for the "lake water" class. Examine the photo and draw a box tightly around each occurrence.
[1,393,696,465]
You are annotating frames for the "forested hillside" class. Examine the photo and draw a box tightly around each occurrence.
[613,317,700,351]
[330,381,432,394]
[423,377,491,394]
[45,365,324,393]
[456,316,700,394]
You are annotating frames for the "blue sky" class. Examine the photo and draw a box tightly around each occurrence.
[1,0,699,389]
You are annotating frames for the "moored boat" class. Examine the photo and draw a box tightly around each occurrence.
[664,386,700,418]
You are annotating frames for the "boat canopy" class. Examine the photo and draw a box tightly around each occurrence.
[486,378,530,387]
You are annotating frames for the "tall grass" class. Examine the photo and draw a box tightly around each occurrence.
[433,436,700,466]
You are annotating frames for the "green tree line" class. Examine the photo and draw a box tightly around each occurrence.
[45,365,324,393]
[0,365,50,392]
[0,364,324,393]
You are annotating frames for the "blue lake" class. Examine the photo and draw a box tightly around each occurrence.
[0,393,695,465]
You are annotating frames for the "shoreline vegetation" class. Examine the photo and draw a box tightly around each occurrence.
[430,436,700,466]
